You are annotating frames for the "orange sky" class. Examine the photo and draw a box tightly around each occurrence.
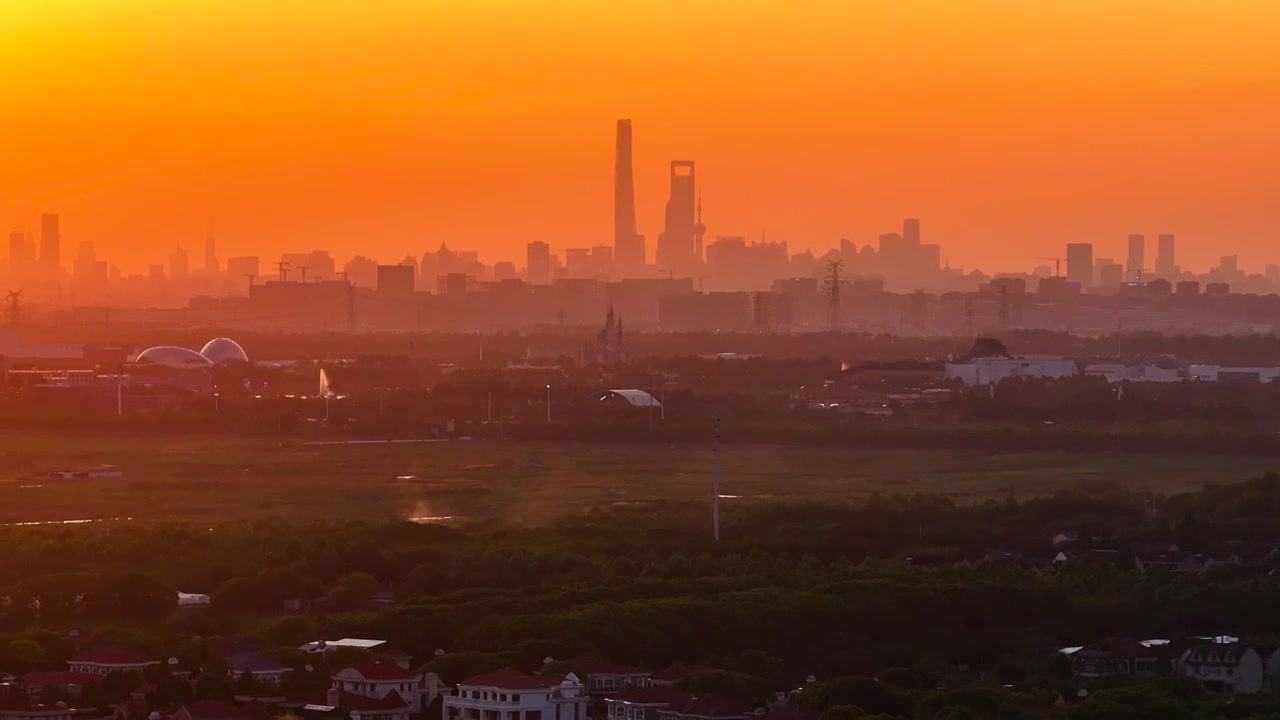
[2,0,1279,274]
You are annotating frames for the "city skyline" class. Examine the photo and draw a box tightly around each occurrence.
[3,2,1280,273]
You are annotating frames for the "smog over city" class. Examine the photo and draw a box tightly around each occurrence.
[1,3,1280,719]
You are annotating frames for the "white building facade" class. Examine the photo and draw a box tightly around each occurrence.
[443,670,588,720]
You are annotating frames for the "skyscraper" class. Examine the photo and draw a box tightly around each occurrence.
[205,236,219,273]
[1156,233,1176,277]
[1066,243,1093,290]
[613,120,644,272]
[1126,234,1145,280]
[656,160,697,276]
[903,218,921,246]
[170,246,189,277]
[40,213,60,274]
[526,241,551,284]
[8,231,31,274]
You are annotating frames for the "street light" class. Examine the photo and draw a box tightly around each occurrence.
[546,384,551,423]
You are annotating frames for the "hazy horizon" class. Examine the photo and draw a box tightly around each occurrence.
[3,1,1279,274]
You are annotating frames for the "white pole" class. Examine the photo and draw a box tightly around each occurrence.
[713,414,721,541]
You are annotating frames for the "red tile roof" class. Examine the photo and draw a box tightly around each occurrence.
[608,687,695,706]
[460,669,561,690]
[69,645,156,666]
[178,700,270,720]
[22,671,103,689]
[286,688,412,712]
[337,660,416,682]
[569,657,650,677]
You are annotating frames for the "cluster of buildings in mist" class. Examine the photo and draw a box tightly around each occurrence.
[5,122,1280,334]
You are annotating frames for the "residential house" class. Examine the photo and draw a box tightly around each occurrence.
[0,694,92,720]
[1051,532,1080,547]
[19,673,101,698]
[1179,641,1266,694]
[566,658,650,700]
[66,647,159,676]
[1071,639,1159,686]
[656,695,753,720]
[647,667,713,688]
[606,687,695,720]
[370,647,413,671]
[173,700,270,720]
[285,686,414,720]
[330,660,440,712]
[441,668,588,720]
[225,653,294,687]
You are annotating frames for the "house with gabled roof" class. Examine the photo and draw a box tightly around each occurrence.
[224,653,294,688]
[656,695,753,720]
[564,657,650,700]
[1070,638,1159,686]
[330,660,440,713]
[66,646,160,676]
[173,699,271,720]
[606,686,694,720]
[442,668,588,720]
[1179,640,1266,694]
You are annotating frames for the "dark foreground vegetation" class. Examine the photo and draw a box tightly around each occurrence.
[9,476,1280,717]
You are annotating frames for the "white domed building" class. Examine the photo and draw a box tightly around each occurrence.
[130,346,215,392]
[134,346,214,368]
[200,337,249,365]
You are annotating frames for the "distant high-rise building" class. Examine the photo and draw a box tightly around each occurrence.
[8,231,31,273]
[613,120,644,272]
[40,213,60,274]
[205,236,219,273]
[74,241,96,278]
[377,264,415,295]
[170,246,189,277]
[1066,243,1093,290]
[493,261,518,281]
[526,241,551,284]
[903,218,921,246]
[226,256,260,278]
[1219,255,1239,276]
[1126,234,1145,280]
[1156,233,1176,277]
[1098,260,1124,288]
[656,161,697,277]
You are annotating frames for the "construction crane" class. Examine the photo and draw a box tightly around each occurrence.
[1035,257,1067,277]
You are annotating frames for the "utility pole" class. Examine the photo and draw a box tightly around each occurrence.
[246,274,255,294]
[713,414,721,541]
[297,265,309,283]
[275,261,290,282]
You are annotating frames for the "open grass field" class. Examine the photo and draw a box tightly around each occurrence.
[0,432,1275,525]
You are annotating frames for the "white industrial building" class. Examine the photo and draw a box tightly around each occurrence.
[944,356,1077,386]
[1188,365,1280,383]
[1083,364,1181,383]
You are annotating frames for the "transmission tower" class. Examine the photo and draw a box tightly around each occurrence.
[5,290,22,328]
[824,260,844,326]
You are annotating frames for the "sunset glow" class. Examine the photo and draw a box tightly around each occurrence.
[2,0,1279,272]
